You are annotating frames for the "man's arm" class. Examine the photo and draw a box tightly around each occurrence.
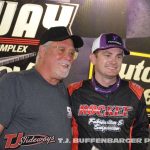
[132,95,149,150]
[129,81,149,150]
[0,124,4,135]
[0,73,18,135]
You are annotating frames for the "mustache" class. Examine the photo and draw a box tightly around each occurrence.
[59,60,72,68]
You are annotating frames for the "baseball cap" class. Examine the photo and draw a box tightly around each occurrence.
[92,33,130,55]
[40,26,83,50]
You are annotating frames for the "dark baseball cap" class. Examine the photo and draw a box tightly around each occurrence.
[92,33,130,55]
[40,26,83,50]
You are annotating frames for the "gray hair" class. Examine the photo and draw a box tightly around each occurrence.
[42,41,53,48]
[36,41,53,63]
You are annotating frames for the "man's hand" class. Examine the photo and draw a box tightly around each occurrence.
[0,124,4,135]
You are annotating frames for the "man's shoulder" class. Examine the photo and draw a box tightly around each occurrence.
[0,69,34,84]
[68,80,84,95]
[68,79,91,95]
[0,71,19,83]
[128,81,144,100]
[121,80,144,100]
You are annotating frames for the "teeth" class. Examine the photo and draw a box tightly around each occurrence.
[107,66,117,69]
[62,63,69,68]
[60,61,71,68]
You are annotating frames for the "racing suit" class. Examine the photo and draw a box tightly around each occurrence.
[68,78,149,150]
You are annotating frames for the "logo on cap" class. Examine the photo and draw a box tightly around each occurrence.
[106,34,122,46]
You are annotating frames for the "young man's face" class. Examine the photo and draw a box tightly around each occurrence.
[90,48,124,79]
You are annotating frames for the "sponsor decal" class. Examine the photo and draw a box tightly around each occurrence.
[106,34,122,46]
[88,118,124,132]
[67,106,72,118]
[78,104,133,118]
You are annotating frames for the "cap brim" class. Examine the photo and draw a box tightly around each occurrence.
[123,48,130,55]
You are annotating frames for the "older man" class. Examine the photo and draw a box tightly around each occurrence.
[0,26,83,150]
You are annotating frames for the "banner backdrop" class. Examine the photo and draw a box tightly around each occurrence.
[0,0,150,120]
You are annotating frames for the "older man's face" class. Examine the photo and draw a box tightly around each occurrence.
[41,38,76,80]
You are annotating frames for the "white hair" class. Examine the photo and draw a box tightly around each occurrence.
[36,41,53,63]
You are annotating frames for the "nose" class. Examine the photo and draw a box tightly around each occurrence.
[110,57,117,64]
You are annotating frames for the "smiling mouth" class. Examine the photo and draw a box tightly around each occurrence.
[107,67,117,70]
[61,63,70,69]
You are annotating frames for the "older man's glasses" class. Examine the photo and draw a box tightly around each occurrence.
[52,45,78,60]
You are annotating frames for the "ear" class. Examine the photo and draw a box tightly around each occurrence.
[38,45,46,59]
[89,53,96,65]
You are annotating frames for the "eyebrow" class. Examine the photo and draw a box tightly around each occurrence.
[102,51,123,55]
[102,51,113,55]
